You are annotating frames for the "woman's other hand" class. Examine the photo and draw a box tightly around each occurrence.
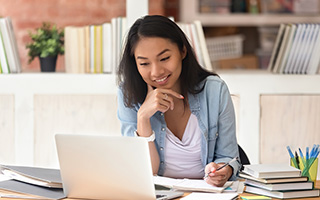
[204,162,233,187]
[138,84,184,119]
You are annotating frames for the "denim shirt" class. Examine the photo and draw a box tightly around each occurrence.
[117,75,240,180]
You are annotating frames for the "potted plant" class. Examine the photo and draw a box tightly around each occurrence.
[26,22,64,72]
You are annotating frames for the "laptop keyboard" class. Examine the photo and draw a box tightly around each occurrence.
[156,194,167,200]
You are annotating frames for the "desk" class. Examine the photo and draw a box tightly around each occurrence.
[0,181,319,199]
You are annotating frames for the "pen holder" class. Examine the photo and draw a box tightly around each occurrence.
[290,158,318,183]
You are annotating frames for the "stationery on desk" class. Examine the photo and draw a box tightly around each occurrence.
[241,144,320,199]
[287,144,319,182]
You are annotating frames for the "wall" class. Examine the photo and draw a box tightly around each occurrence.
[0,0,167,72]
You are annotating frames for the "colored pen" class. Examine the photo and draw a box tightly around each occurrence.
[298,148,306,168]
[287,146,294,158]
[295,151,300,169]
[287,146,298,169]
[203,157,238,179]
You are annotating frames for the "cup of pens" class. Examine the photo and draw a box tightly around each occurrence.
[287,145,319,183]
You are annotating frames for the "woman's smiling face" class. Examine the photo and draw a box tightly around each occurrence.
[134,37,186,93]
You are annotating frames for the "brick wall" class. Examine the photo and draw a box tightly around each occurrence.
[0,0,167,72]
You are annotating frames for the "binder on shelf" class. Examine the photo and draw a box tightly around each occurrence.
[307,24,320,74]
[0,26,9,74]
[292,24,312,74]
[267,24,285,72]
[0,17,21,73]
[272,24,291,73]
[300,24,319,74]
[278,24,296,74]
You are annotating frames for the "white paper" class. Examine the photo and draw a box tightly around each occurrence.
[181,192,238,200]
[153,176,232,193]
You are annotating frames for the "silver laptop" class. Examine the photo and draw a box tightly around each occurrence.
[55,134,183,200]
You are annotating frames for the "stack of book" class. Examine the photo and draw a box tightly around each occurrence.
[0,17,21,74]
[0,164,65,199]
[268,23,320,74]
[240,163,320,199]
[64,17,212,74]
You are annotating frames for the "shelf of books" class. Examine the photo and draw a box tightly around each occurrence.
[63,17,212,74]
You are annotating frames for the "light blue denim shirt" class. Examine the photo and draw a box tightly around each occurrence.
[117,75,240,180]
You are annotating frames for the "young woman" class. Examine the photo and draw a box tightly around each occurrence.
[117,15,240,187]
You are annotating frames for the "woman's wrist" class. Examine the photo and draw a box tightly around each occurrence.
[134,130,156,142]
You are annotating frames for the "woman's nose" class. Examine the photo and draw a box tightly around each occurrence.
[151,63,164,77]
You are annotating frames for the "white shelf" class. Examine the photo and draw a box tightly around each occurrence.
[180,0,320,26]
[185,14,320,27]
[1,72,320,166]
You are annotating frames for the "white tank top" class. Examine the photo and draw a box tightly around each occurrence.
[163,113,204,179]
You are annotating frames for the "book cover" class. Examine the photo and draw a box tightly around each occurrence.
[278,24,296,74]
[77,27,86,74]
[292,24,313,74]
[267,24,285,72]
[0,165,62,188]
[194,20,213,71]
[272,24,291,73]
[243,164,301,179]
[245,185,320,199]
[0,180,65,200]
[289,24,307,74]
[84,26,90,73]
[0,18,21,73]
[307,24,320,74]
[94,25,103,74]
[300,24,319,74]
[239,172,308,184]
[244,179,313,191]
[283,24,304,74]
[64,26,80,73]
[102,22,112,73]
[190,23,205,68]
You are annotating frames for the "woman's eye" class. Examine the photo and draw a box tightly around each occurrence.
[160,56,170,61]
[140,63,149,66]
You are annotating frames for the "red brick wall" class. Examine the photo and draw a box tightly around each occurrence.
[0,0,166,72]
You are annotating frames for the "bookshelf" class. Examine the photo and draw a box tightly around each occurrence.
[1,72,320,181]
[180,0,320,26]
[180,0,320,71]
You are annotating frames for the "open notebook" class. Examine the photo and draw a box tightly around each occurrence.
[55,134,183,200]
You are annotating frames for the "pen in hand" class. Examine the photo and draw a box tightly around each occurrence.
[203,157,238,179]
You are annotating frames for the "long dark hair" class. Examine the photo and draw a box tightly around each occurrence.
[117,15,217,108]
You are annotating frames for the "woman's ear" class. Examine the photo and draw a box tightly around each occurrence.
[181,46,187,59]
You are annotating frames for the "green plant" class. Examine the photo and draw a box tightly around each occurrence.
[26,22,64,63]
